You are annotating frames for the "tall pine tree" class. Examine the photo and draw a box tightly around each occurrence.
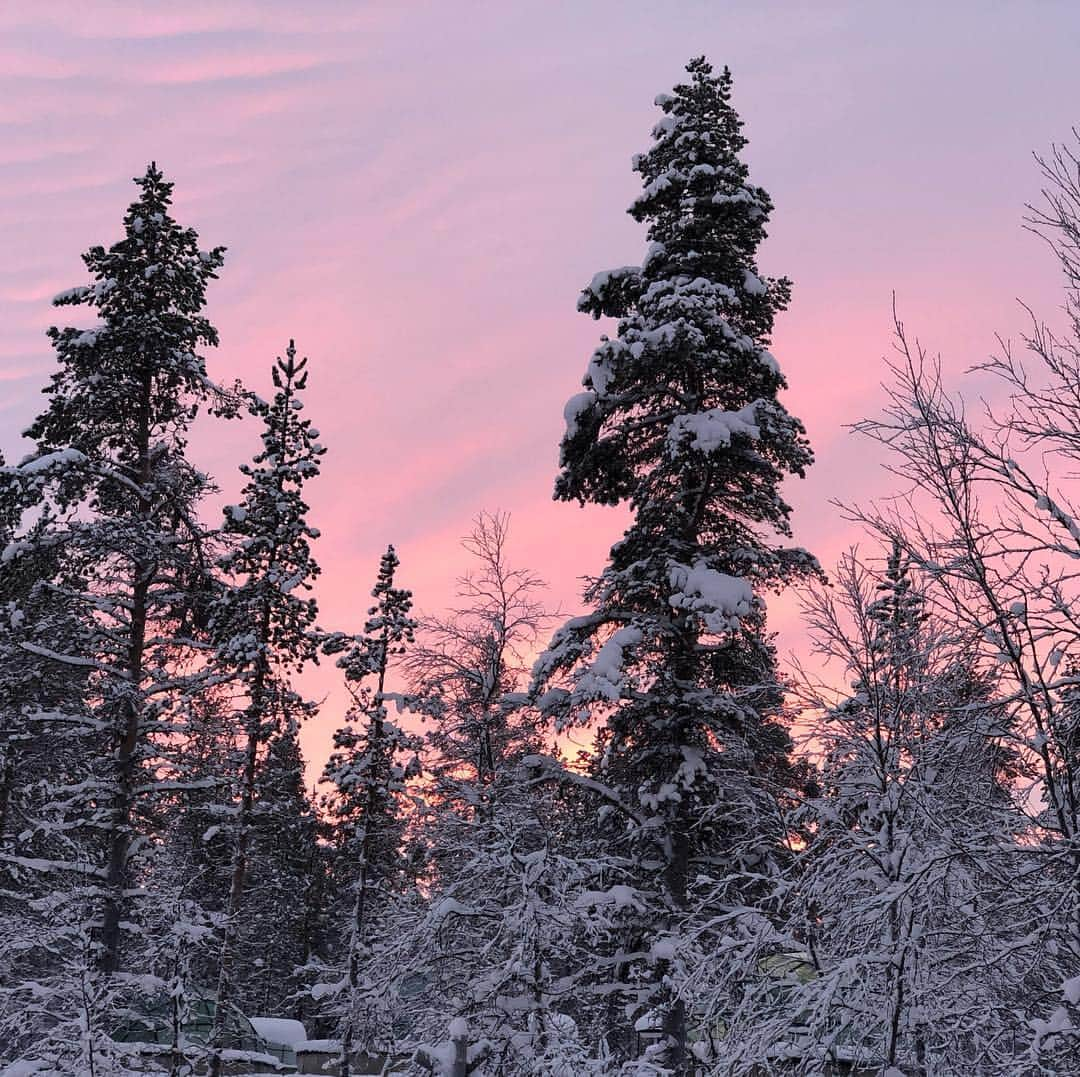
[531,59,816,1072]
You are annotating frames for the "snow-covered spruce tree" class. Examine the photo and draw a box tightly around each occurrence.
[319,546,423,1075]
[0,471,101,1066]
[400,513,598,1071]
[0,476,90,889]
[531,58,816,1071]
[239,710,325,1018]
[207,341,324,1072]
[0,164,235,1069]
[154,685,239,971]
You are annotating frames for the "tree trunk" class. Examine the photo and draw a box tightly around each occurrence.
[209,645,270,1077]
[99,373,152,974]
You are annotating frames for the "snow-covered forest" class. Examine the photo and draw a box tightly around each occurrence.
[3,54,1080,1077]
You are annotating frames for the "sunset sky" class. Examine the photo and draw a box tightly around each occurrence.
[2,1,1079,772]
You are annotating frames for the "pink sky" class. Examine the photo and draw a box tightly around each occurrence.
[2,1,1079,774]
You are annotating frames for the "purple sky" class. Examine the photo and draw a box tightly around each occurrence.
[3,1,1079,772]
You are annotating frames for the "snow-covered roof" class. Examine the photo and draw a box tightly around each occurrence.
[249,1017,307,1048]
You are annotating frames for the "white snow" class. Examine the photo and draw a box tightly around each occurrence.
[449,1017,469,1040]
[642,241,666,270]
[587,348,615,396]
[563,391,595,438]
[71,328,102,347]
[574,626,642,701]
[18,448,87,474]
[634,1010,663,1032]
[650,117,679,140]
[668,401,760,454]
[668,561,754,633]
[756,348,780,373]
[582,265,639,303]
[575,884,645,912]
[52,285,90,304]
[742,269,767,295]
[1,541,27,564]
[0,1063,49,1077]
[1031,1005,1073,1042]
[250,1017,308,1047]
[651,938,677,961]
[676,745,706,788]
[712,187,758,206]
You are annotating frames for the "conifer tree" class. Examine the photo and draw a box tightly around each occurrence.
[0,166,233,1070]
[207,342,324,1070]
[0,469,101,1065]
[238,712,324,1017]
[320,546,421,1075]
[531,58,816,1071]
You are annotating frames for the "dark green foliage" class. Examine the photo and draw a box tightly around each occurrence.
[533,58,817,1069]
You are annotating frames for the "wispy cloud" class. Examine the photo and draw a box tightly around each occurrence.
[1,0,1077,769]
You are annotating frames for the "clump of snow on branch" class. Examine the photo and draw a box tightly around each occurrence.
[668,561,754,632]
[563,391,596,438]
[668,401,760,454]
[573,625,642,702]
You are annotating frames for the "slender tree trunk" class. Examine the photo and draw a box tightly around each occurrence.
[341,644,389,1077]
[451,1029,468,1077]
[0,744,16,847]
[99,371,152,975]
[662,817,690,1074]
[209,636,270,1077]
[211,370,297,1075]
